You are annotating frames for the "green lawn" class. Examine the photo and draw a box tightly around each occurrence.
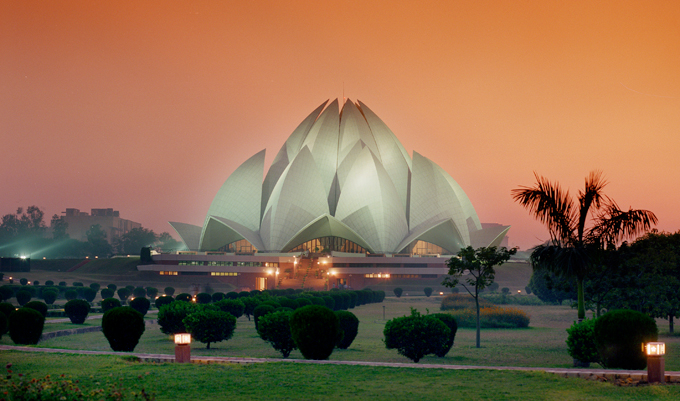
[2,352,679,400]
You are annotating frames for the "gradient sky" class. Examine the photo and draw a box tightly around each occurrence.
[2,0,678,250]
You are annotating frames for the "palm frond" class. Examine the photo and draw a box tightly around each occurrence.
[577,171,608,242]
[589,201,658,245]
[512,173,576,243]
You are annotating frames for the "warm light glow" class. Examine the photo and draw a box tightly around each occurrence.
[174,333,191,345]
[95,256,98,259]
[646,342,665,356]
[439,292,444,295]
[20,256,26,259]
[267,269,273,275]
[43,257,46,259]
[518,290,521,293]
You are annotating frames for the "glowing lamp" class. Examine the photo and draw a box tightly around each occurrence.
[645,342,665,356]
[439,292,444,295]
[645,342,666,383]
[175,333,191,345]
[174,333,191,363]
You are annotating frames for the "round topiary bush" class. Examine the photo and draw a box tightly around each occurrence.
[566,318,599,366]
[24,301,48,318]
[116,288,131,303]
[335,310,359,349]
[211,292,225,302]
[83,287,97,303]
[146,287,158,299]
[195,292,212,304]
[175,293,192,302]
[242,297,260,321]
[393,288,403,298]
[430,313,458,357]
[101,297,122,312]
[158,300,200,334]
[215,299,245,319]
[102,306,145,352]
[132,287,146,298]
[0,285,14,302]
[594,309,657,370]
[383,309,450,363]
[0,303,16,320]
[16,290,32,306]
[226,291,239,299]
[41,289,58,305]
[64,289,78,301]
[45,280,54,286]
[290,305,342,360]
[33,280,40,286]
[129,297,151,316]
[64,299,91,324]
[296,298,312,309]
[183,309,236,349]
[155,295,174,309]
[258,310,296,358]
[107,283,117,291]
[164,286,175,296]
[9,307,44,345]
[101,288,114,299]
[322,296,335,310]
[253,304,276,331]
[424,287,433,297]
[89,282,100,291]
[20,278,28,286]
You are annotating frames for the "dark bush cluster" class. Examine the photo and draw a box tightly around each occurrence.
[102,306,145,351]
[64,299,91,324]
[290,305,342,360]
[384,309,451,362]
[157,301,201,334]
[9,307,44,345]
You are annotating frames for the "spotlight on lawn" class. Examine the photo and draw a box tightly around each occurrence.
[645,342,665,383]
[175,333,191,363]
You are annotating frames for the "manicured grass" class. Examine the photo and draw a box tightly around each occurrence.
[6,297,679,371]
[2,352,680,400]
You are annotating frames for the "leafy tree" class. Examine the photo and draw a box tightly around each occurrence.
[528,268,576,305]
[513,171,657,321]
[86,224,112,257]
[115,227,157,255]
[50,214,69,240]
[183,309,236,349]
[442,246,516,348]
[158,232,184,252]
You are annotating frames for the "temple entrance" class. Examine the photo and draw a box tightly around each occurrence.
[255,277,267,291]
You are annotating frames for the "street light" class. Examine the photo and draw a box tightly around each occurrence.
[174,333,191,363]
[645,342,665,383]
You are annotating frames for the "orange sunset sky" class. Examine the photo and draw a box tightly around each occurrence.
[2,0,679,250]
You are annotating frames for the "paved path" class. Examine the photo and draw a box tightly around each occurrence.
[2,345,679,383]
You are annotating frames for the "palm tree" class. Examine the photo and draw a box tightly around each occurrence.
[512,171,657,320]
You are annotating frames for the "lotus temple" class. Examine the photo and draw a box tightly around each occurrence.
[139,99,509,290]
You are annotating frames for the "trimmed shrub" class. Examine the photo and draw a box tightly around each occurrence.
[132,287,147,298]
[33,280,40,286]
[59,281,67,287]
[45,280,54,286]
[72,282,83,287]
[107,284,117,291]
[347,292,358,308]
[211,292,226,302]
[322,296,335,310]
[0,313,7,338]
[101,288,114,299]
[215,299,245,319]
[278,298,297,309]
[440,293,492,311]
[175,293,192,302]
[183,309,236,349]
[393,288,403,298]
[424,287,433,297]
[83,287,98,303]
[129,297,151,316]
[524,286,532,295]
[448,306,530,329]
[89,282,100,291]
[0,302,16,319]
[431,313,458,357]
[242,297,260,321]
[20,278,28,286]
[384,309,450,363]
[296,298,312,309]
[195,292,212,304]
[16,290,32,306]
[164,286,175,296]
[64,299,90,324]
[158,301,201,334]
[594,309,658,370]
[238,291,250,298]
[258,310,296,358]
[253,304,276,330]
[101,297,122,312]
[487,282,500,292]
[501,287,510,295]
[146,287,159,299]
[9,307,44,345]
[41,289,58,305]
[64,289,78,301]
[566,318,599,365]
[102,306,145,351]
[290,305,342,360]
[0,285,14,301]
[125,285,134,292]
[310,297,325,306]
[335,310,359,349]
[155,295,174,309]
[117,288,131,303]
[24,301,48,318]
[225,291,238,299]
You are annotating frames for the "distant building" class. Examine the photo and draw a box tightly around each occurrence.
[57,208,141,244]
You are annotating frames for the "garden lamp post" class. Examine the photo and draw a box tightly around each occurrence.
[645,342,665,383]
[175,333,191,363]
